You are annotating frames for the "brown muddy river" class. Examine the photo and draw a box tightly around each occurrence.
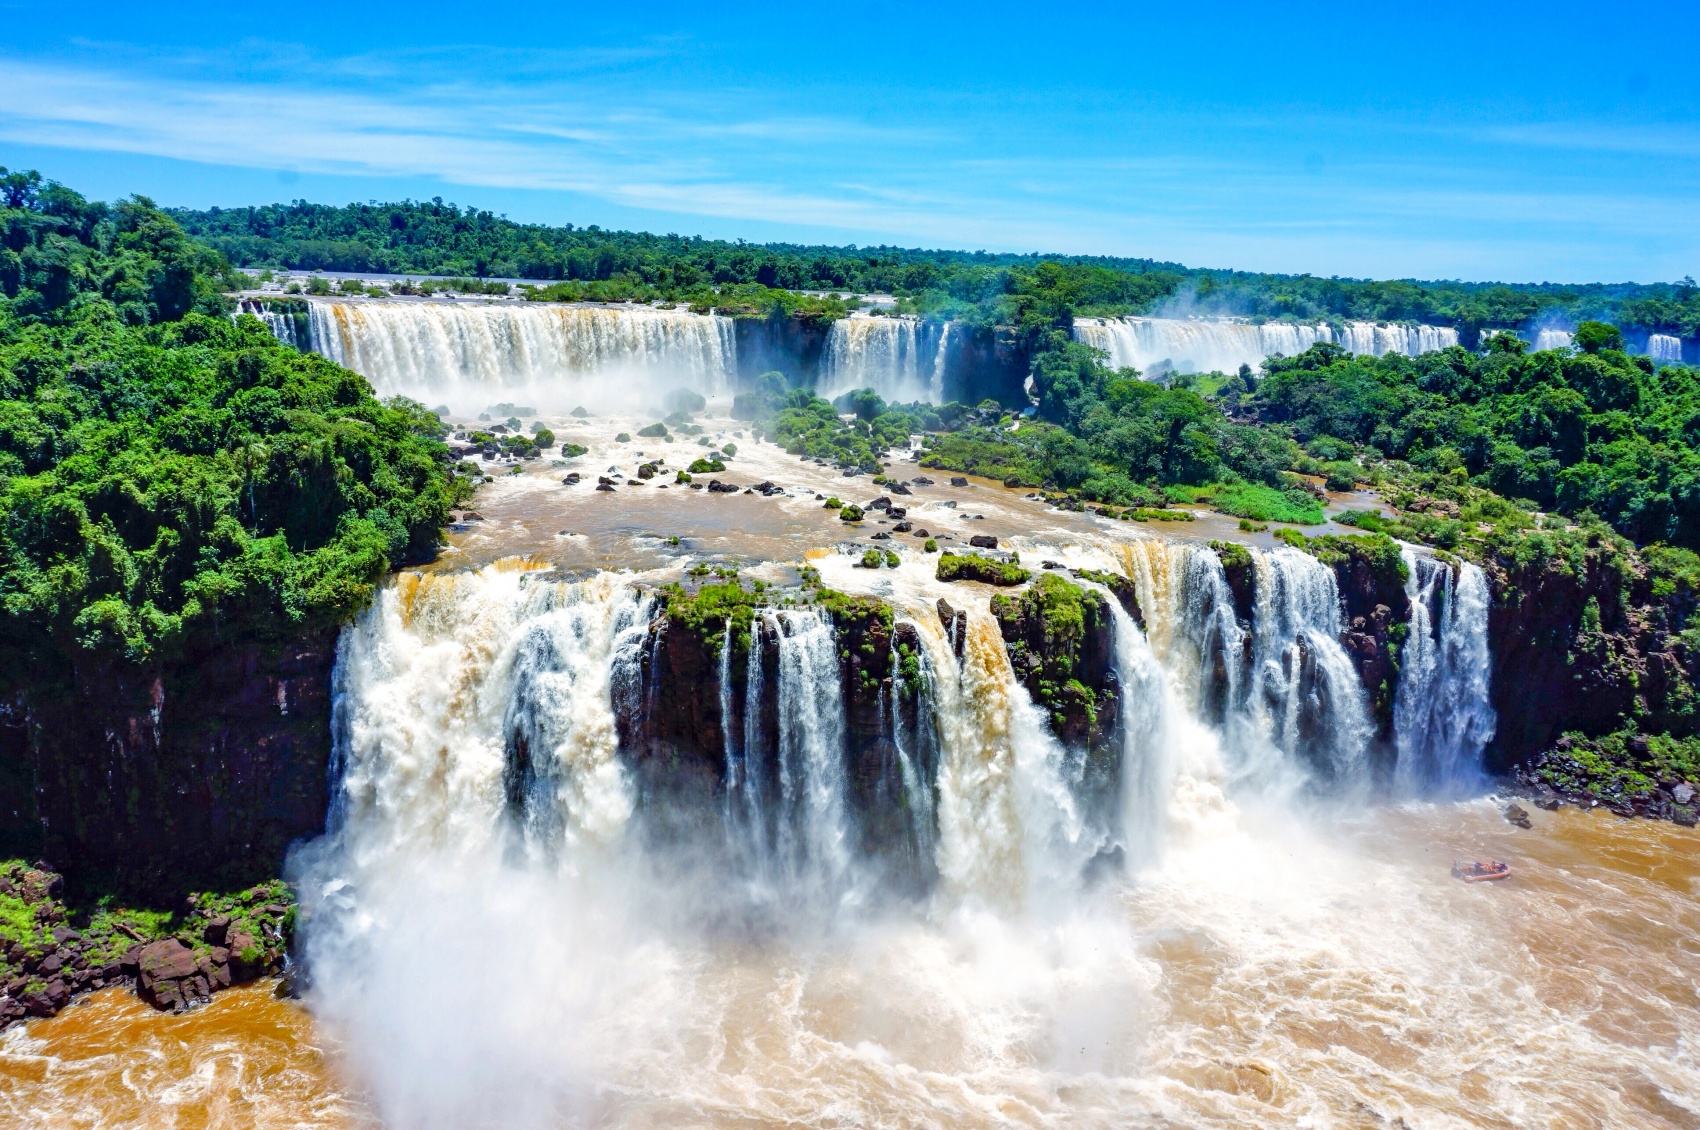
[3,401,1695,1129]
[3,807,1695,1128]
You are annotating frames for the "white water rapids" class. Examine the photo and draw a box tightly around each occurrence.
[252,534,1700,1129]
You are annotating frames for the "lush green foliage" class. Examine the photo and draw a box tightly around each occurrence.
[1252,333,1700,546]
[991,574,1105,732]
[173,197,1699,335]
[1530,732,1700,807]
[936,553,1031,586]
[0,172,467,675]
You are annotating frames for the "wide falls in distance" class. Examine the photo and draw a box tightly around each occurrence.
[8,375,1699,1129]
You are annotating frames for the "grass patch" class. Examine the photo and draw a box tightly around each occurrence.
[936,553,1031,586]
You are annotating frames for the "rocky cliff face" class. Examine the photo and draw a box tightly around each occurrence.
[992,574,1121,811]
[1323,539,1411,734]
[733,313,834,386]
[939,324,1032,407]
[729,314,1035,409]
[1484,538,1700,768]
[1,633,336,902]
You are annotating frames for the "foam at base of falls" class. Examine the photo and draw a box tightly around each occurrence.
[1650,333,1684,363]
[269,550,1700,1130]
[303,300,736,406]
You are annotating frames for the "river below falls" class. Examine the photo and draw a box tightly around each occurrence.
[3,398,1697,1128]
[3,802,1695,1129]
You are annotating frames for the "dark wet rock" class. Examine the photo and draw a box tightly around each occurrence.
[707,480,739,494]
[867,496,892,511]
[912,528,929,537]
[992,574,1121,822]
[889,482,912,495]
[950,476,969,487]
[871,532,891,540]
[912,476,934,485]
[136,939,201,1010]
[893,521,912,533]
[1503,803,1532,828]
[968,534,999,549]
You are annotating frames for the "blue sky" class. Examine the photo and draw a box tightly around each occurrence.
[0,0,1695,282]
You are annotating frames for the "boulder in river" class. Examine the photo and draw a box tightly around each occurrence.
[136,939,203,1010]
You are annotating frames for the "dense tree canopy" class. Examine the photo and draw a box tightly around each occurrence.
[1251,325,1700,546]
[173,197,1700,336]
[0,170,467,678]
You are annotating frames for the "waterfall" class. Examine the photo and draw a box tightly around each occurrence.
[1534,327,1574,351]
[327,563,648,866]
[1393,551,1496,795]
[1238,549,1375,787]
[1072,316,1454,378]
[301,300,737,405]
[233,299,306,349]
[1650,333,1684,364]
[907,603,1093,909]
[931,322,952,404]
[766,609,853,891]
[888,627,939,870]
[820,314,944,403]
[1119,540,1244,725]
[1077,579,1174,868]
[1336,322,1460,358]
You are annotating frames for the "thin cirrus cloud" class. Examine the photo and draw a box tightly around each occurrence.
[0,49,1694,280]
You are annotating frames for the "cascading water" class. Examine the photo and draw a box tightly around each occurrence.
[1072,316,1456,377]
[217,537,1700,1130]
[1240,549,1375,788]
[1534,327,1575,351]
[820,314,944,403]
[1649,333,1684,364]
[1392,550,1496,795]
[233,298,306,349]
[301,299,736,405]
[1077,580,1174,868]
[324,562,648,865]
[765,609,855,892]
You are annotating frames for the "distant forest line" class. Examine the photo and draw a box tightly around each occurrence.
[173,200,1700,338]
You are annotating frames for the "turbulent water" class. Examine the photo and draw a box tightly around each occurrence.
[820,313,947,403]
[1071,316,1459,377]
[10,525,1699,1128]
[292,301,736,408]
[1534,327,1575,351]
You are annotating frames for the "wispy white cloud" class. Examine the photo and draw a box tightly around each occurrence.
[0,47,1695,281]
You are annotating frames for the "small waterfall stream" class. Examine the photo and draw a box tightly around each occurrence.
[1393,550,1497,795]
